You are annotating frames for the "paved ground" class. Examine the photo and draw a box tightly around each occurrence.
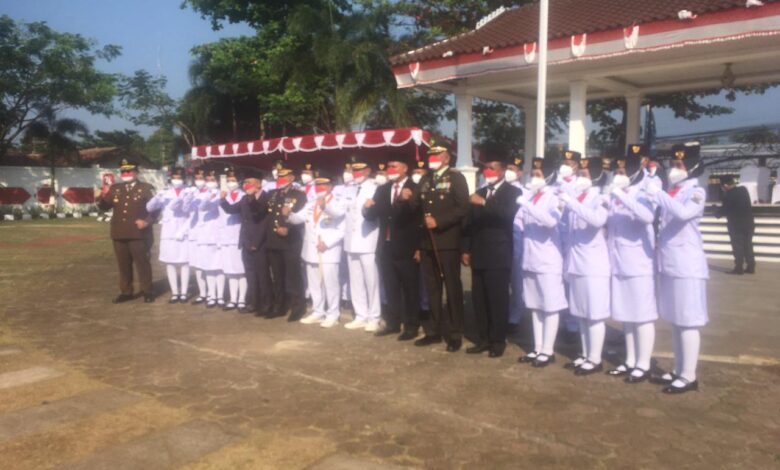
[0,219,779,469]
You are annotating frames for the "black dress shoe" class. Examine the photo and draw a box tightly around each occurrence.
[168,296,179,304]
[574,362,603,376]
[375,327,401,337]
[112,294,134,304]
[564,356,585,370]
[191,296,206,305]
[143,294,155,303]
[445,340,462,352]
[606,364,631,377]
[662,378,699,394]
[414,335,442,347]
[532,354,556,368]
[397,330,418,341]
[488,348,505,358]
[518,352,539,363]
[727,268,744,275]
[625,368,650,384]
[649,372,677,385]
[287,311,305,322]
[223,303,237,311]
[466,344,490,354]
[745,266,755,274]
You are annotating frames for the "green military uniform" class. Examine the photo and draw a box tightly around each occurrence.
[96,159,156,301]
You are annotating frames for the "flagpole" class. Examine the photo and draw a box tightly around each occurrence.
[535,0,549,159]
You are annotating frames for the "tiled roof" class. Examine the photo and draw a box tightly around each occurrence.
[391,0,775,65]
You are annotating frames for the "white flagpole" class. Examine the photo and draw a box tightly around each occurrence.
[535,0,549,159]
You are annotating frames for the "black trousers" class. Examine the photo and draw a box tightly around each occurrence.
[728,223,756,270]
[242,246,272,312]
[378,245,420,332]
[421,249,463,342]
[267,247,305,316]
[472,268,511,350]
[113,238,153,296]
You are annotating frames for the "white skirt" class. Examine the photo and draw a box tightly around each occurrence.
[159,239,188,264]
[611,275,658,323]
[194,244,220,271]
[219,244,245,275]
[522,272,568,313]
[568,275,610,320]
[187,239,199,266]
[658,275,708,327]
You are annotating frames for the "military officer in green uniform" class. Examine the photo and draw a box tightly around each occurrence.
[95,159,156,303]
[415,145,470,352]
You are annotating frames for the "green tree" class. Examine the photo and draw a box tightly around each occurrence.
[0,15,120,158]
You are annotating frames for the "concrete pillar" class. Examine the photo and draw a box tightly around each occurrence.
[524,103,537,175]
[455,92,477,193]
[625,93,642,146]
[568,81,588,156]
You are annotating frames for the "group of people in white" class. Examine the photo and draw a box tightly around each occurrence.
[144,141,709,395]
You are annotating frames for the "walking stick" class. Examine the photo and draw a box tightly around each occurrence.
[425,213,445,280]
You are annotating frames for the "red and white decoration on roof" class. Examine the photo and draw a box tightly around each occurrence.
[570,33,587,57]
[191,128,430,160]
[624,25,640,49]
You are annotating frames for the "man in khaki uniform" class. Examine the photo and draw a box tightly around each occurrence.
[95,159,156,303]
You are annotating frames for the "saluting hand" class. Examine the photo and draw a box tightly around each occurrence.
[461,253,471,267]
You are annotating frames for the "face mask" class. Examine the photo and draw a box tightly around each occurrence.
[301,173,313,184]
[528,177,546,193]
[411,173,422,184]
[342,172,354,184]
[194,179,205,189]
[353,171,366,183]
[612,174,630,190]
[505,170,518,183]
[206,181,218,190]
[315,186,329,195]
[272,169,279,179]
[121,176,135,183]
[276,177,290,188]
[375,175,388,185]
[668,168,688,186]
[387,170,401,182]
[647,163,657,177]
[574,177,592,192]
[558,165,573,179]
[428,160,442,171]
[226,181,239,191]
[171,179,183,188]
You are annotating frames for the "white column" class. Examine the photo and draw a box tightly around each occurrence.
[455,92,477,193]
[535,0,549,159]
[625,93,642,146]
[524,104,537,174]
[568,80,588,156]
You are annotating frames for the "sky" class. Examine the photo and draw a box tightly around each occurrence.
[2,0,779,144]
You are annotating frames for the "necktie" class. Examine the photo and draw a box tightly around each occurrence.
[392,183,400,204]
[487,184,495,200]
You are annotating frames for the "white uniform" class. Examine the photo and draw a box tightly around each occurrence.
[146,188,189,264]
[343,179,381,324]
[218,190,245,275]
[333,183,357,301]
[508,181,526,325]
[191,188,222,272]
[288,196,347,321]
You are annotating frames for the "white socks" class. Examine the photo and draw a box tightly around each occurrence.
[206,274,217,300]
[635,322,655,372]
[238,277,247,304]
[195,270,206,297]
[180,265,190,297]
[166,264,190,297]
[541,312,560,356]
[216,273,225,303]
[531,310,544,353]
[578,319,604,366]
[228,277,238,304]
[623,324,637,369]
[676,326,700,383]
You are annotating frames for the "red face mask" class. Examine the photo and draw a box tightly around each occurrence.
[243,182,255,191]
[276,176,290,188]
[120,171,134,179]
[387,167,400,176]
[483,168,498,179]
[352,170,365,180]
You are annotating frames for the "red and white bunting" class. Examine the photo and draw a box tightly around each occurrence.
[624,25,640,49]
[571,33,587,57]
[355,132,366,147]
[409,62,421,80]
[382,130,395,144]
[523,42,537,63]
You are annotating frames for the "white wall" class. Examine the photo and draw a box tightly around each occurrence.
[0,166,167,211]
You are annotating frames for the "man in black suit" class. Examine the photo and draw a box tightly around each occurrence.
[220,177,272,315]
[462,157,521,357]
[364,159,422,340]
[416,145,470,352]
[717,175,756,274]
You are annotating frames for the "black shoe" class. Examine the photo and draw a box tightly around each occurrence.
[375,327,401,337]
[564,356,585,370]
[532,354,556,368]
[112,294,134,304]
[168,296,179,304]
[191,296,206,305]
[727,268,744,275]
[223,302,237,312]
[574,361,603,376]
[466,344,490,355]
[606,363,631,377]
[446,340,462,353]
[662,378,699,394]
[287,311,305,322]
[238,304,252,314]
[518,351,539,363]
[745,266,755,274]
[625,368,650,384]
[414,335,442,347]
[178,294,189,303]
[206,299,217,309]
[397,330,418,341]
[649,372,677,385]
[488,347,505,358]
[143,294,155,303]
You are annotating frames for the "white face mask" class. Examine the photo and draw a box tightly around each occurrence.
[226,181,239,191]
[668,168,688,186]
[558,164,574,179]
[171,179,183,188]
[271,169,279,179]
[388,172,401,182]
[375,175,388,185]
[301,173,313,184]
[504,170,518,183]
[612,174,630,190]
[647,167,657,177]
[194,179,205,189]
[206,181,218,190]
[121,176,135,183]
[575,177,592,192]
[528,177,546,193]
[342,172,354,184]
[485,176,498,185]
[428,161,442,171]
[411,173,423,184]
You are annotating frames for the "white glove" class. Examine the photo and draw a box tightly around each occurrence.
[559,192,573,205]
[516,195,527,206]
[645,184,661,197]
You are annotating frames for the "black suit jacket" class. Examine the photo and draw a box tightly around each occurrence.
[417,167,470,251]
[716,185,754,229]
[462,182,521,270]
[220,193,270,251]
[364,177,421,259]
